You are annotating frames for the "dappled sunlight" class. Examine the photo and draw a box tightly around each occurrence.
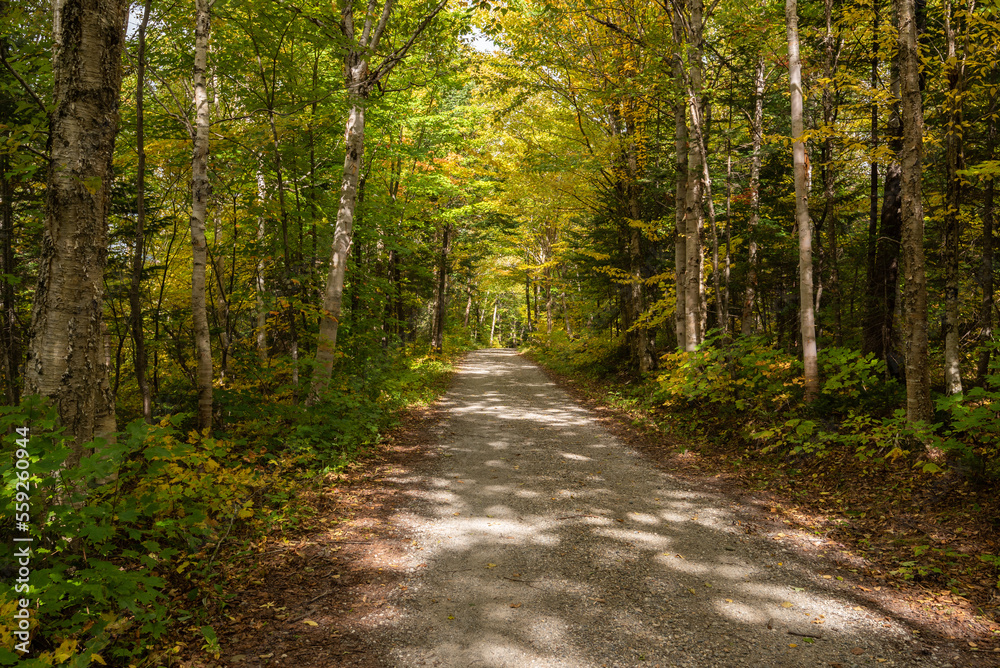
[379,350,924,667]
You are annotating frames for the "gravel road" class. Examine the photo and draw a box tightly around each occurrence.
[372,349,943,667]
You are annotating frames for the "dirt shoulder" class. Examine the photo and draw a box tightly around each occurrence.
[178,404,445,668]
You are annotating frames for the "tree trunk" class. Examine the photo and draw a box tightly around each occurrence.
[490,299,498,345]
[432,221,449,353]
[524,271,533,333]
[313,96,363,398]
[822,0,843,345]
[684,0,705,352]
[545,263,553,335]
[308,0,447,398]
[742,57,766,336]
[190,0,213,431]
[787,0,819,401]
[942,0,964,395]
[863,30,903,368]
[24,0,128,460]
[0,153,20,406]
[865,0,881,350]
[131,0,153,423]
[896,0,932,424]
[672,5,688,350]
[978,86,996,383]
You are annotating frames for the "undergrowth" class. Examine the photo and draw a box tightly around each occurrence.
[0,344,459,667]
[526,332,1000,609]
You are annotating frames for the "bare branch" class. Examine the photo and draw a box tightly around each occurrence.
[367,0,447,85]
[584,13,644,47]
[0,51,47,114]
[368,0,396,52]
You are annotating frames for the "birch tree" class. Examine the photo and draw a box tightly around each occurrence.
[786,0,819,401]
[191,0,213,430]
[24,0,129,460]
[310,0,448,401]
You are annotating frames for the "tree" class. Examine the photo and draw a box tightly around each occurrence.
[786,0,819,401]
[190,0,213,430]
[896,0,931,424]
[23,0,129,460]
[131,0,153,423]
[310,0,448,401]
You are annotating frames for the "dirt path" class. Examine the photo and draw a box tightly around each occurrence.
[362,349,949,668]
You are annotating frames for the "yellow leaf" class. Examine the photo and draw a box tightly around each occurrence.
[54,640,78,663]
[90,654,107,665]
[486,563,497,569]
[303,620,318,626]
[781,601,794,608]
[788,643,798,648]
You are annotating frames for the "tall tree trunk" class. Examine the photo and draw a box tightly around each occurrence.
[0,153,19,406]
[131,0,153,423]
[863,30,903,367]
[490,299,498,345]
[524,271,533,333]
[787,0,819,401]
[545,263,553,335]
[742,57,766,336]
[822,0,843,345]
[625,121,653,369]
[309,0,446,400]
[673,4,688,350]
[942,0,965,395]
[265,104,300,388]
[865,0,881,348]
[190,0,213,431]
[24,0,128,460]
[978,86,996,383]
[897,0,931,424]
[684,0,705,352]
[255,168,269,364]
[432,221,449,353]
[312,94,365,399]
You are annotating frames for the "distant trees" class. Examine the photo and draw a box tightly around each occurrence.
[3,0,1000,453]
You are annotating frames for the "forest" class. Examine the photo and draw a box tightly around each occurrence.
[2,0,1000,664]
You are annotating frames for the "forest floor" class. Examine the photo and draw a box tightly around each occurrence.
[192,350,999,668]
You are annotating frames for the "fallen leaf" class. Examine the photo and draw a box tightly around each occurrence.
[851,648,864,655]
[788,643,798,648]
[510,603,521,608]
[725,598,734,603]
[822,575,832,579]
[486,563,497,569]
[447,615,455,620]
[781,602,794,608]
[303,620,318,626]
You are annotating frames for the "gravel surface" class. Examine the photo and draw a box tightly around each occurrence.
[370,349,944,667]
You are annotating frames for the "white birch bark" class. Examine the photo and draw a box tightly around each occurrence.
[24,0,128,462]
[190,0,213,430]
[786,0,820,401]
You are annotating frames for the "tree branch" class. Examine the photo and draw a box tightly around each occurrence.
[0,52,46,114]
[367,0,448,86]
